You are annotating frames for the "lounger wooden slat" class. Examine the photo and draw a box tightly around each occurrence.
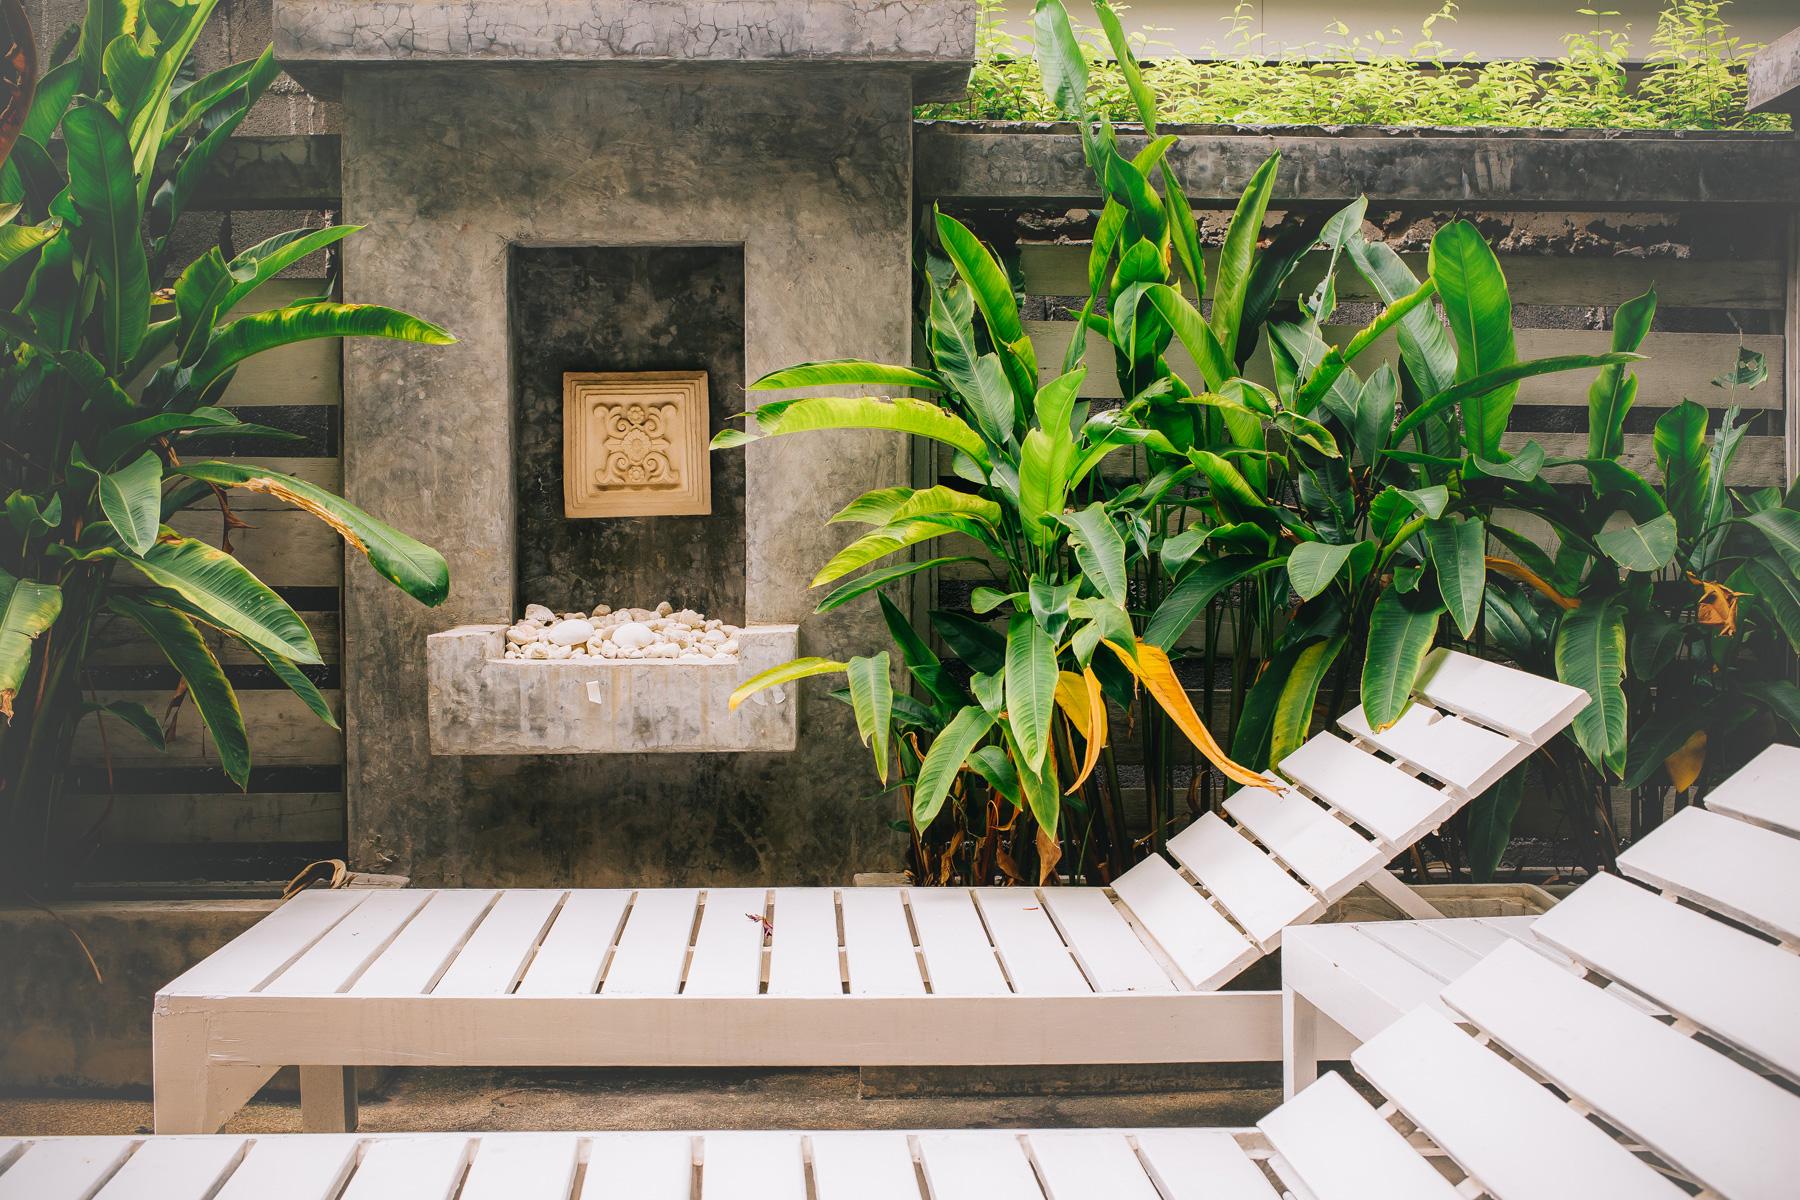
[908,889,1009,996]
[764,889,843,996]
[1410,645,1591,744]
[840,889,925,996]
[0,1138,135,1200]
[699,1132,807,1200]
[1703,744,1800,836]
[684,889,771,997]
[1028,1131,1161,1200]
[1036,886,1177,994]
[809,1133,920,1200]
[1530,871,1800,1083]
[1108,854,1252,989]
[602,890,700,996]
[431,888,566,996]
[1165,812,1322,947]
[150,648,1584,1134]
[1443,940,1800,1200]
[513,890,632,996]
[337,1135,469,1200]
[1420,915,1516,959]
[583,1133,694,1199]
[1276,732,1452,849]
[261,890,432,995]
[1618,805,1800,944]
[1355,921,1484,982]
[1336,703,1522,798]
[165,889,369,995]
[1220,787,1383,902]
[349,890,497,996]
[462,1134,581,1200]
[1131,1129,1280,1200]
[915,1132,1042,1200]
[212,1136,360,1200]
[1258,1071,1461,1200]
[93,1136,247,1199]
[1352,1006,1687,1198]
[972,888,1089,995]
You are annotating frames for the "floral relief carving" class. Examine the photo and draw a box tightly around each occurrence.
[563,372,711,517]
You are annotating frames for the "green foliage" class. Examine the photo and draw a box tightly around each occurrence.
[920,0,1789,132]
[1,0,451,886]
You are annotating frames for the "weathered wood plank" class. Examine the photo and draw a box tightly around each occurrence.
[70,690,344,766]
[56,792,344,845]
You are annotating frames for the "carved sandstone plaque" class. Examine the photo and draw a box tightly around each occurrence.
[563,371,711,517]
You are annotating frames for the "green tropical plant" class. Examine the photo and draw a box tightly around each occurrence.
[1478,340,1800,871]
[1,0,453,890]
[921,0,1788,132]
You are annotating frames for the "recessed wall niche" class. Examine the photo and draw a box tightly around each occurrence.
[510,245,746,622]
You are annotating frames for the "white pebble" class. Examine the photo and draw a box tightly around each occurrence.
[611,621,657,651]
[547,618,594,646]
[523,603,554,624]
[591,604,612,618]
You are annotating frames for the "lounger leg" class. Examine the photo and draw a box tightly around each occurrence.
[1283,985,1322,1101]
[300,1066,359,1132]
[153,1011,278,1133]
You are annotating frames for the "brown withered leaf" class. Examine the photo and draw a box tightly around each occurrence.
[1664,729,1708,792]
[1035,825,1063,886]
[1689,573,1744,637]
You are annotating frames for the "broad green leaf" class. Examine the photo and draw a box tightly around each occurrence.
[912,705,996,829]
[1556,598,1628,776]
[933,610,1007,675]
[847,652,894,783]
[1347,234,1457,398]
[148,51,277,238]
[1034,367,1085,440]
[1095,1,1156,130]
[1294,278,1437,413]
[1270,635,1346,764]
[1361,587,1444,730]
[1145,283,1234,391]
[1211,153,1279,365]
[1430,220,1517,456]
[890,485,1002,526]
[1466,760,1527,881]
[188,302,455,399]
[1653,400,1710,542]
[814,556,978,615]
[728,656,847,710]
[1744,678,1800,737]
[80,698,165,749]
[1425,517,1486,639]
[22,60,79,145]
[219,224,362,314]
[1712,345,1769,391]
[1031,0,1089,118]
[1468,440,1546,483]
[1145,556,1280,649]
[1737,560,1800,653]
[750,359,941,393]
[1017,429,1069,548]
[1746,507,1800,577]
[1286,541,1359,602]
[0,222,55,270]
[810,519,965,588]
[968,353,1018,445]
[1595,512,1678,572]
[1630,609,1686,680]
[109,536,320,664]
[108,595,251,788]
[63,100,150,367]
[753,395,988,466]
[968,744,1023,810]
[935,211,1036,395]
[247,642,339,731]
[1588,288,1655,460]
[829,486,915,526]
[1059,502,1128,605]
[96,451,164,557]
[0,568,62,720]
[1005,614,1057,771]
[1389,353,1640,449]
[176,461,450,606]
[1188,449,1266,514]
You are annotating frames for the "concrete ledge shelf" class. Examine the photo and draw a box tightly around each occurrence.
[427,623,799,755]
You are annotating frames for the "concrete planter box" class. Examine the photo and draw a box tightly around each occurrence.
[427,623,801,755]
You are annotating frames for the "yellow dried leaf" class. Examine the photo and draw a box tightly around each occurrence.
[1105,638,1279,791]
[1053,667,1108,794]
[1664,729,1708,793]
[1485,556,1577,610]
[1688,573,1744,638]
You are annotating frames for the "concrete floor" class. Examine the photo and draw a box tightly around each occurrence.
[0,1066,1284,1138]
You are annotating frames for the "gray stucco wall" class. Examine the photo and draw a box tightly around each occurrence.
[337,65,919,886]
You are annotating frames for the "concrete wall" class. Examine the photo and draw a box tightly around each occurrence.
[334,64,922,886]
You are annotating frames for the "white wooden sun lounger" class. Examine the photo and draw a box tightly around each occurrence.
[151,649,1587,1134]
[31,742,1795,1197]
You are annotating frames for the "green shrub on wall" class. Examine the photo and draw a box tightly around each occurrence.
[921,0,1790,131]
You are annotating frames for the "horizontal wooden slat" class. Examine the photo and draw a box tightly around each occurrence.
[1017,242,1787,309]
[56,792,343,845]
[216,281,342,408]
[86,613,341,668]
[71,691,344,767]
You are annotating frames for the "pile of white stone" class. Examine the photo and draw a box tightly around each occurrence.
[501,602,742,663]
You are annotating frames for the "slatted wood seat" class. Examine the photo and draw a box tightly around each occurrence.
[152,649,1587,1134]
[39,740,1788,1195]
